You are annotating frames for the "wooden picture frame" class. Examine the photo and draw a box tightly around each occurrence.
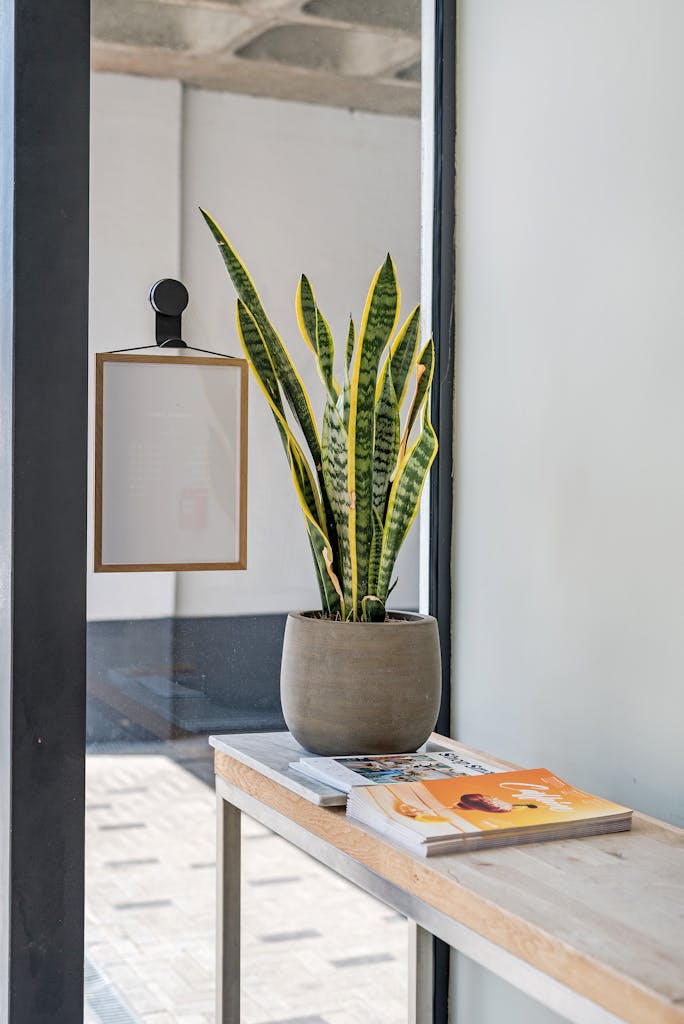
[95,352,248,572]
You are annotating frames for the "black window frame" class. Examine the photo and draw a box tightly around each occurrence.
[429,2,457,1020]
[1,1,90,1021]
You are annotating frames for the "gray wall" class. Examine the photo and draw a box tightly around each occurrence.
[452,2,684,1020]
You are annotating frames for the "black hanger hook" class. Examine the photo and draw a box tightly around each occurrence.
[149,279,189,348]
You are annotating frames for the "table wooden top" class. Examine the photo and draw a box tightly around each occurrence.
[212,732,684,1024]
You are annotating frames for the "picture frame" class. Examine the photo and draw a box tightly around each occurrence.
[94,352,248,572]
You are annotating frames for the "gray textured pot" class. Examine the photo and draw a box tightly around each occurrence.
[280,611,442,755]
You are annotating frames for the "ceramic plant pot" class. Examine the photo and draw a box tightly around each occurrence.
[280,611,442,756]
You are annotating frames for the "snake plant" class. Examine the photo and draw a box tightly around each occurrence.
[202,209,438,622]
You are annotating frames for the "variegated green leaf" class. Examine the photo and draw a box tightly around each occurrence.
[289,441,325,544]
[234,298,288,450]
[322,545,345,616]
[405,337,434,437]
[389,305,420,407]
[315,309,337,403]
[337,316,354,431]
[345,314,355,370]
[372,361,400,520]
[367,508,384,597]
[336,385,347,429]
[204,211,341,571]
[297,275,339,401]
[361,595,385,623]
[377,405,438,602]
[304,512,342,618]
[296,275,317,354]
[396,338,435,471]
[322,401,351,612]
[236,300,324,530]
[348,254,399,618]
[202,210,323,473]
[305,534,330,613]
[287,429,342,618]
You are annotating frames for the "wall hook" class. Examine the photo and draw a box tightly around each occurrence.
[149,278,189,348]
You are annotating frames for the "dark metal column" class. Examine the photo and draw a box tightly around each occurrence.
[430,0,457,739]
[0,0,90,1020]
[429,1,457,1022]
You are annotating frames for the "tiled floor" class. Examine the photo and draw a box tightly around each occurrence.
[85,744,408,1024]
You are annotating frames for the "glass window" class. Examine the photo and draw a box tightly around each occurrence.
[87,3,422,1020]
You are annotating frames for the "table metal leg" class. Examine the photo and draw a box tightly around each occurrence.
[216,794,241,1024]
[408,920,434,1024]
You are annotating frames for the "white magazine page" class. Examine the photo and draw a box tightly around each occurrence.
[429,750,500,775]
[291,750,499,792]
[290,757,371,792]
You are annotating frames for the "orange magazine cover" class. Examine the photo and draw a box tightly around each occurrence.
[356,768,631,840]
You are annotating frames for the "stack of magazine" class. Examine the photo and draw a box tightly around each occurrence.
[290,751,632,856]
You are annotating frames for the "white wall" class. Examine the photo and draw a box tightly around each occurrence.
[452,2,684,1021]
[88,74,422,620]
[88,73,181,620]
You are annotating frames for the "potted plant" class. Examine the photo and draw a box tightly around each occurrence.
[202,210,440,755]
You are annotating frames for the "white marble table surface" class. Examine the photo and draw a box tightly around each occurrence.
[209,730,454,806]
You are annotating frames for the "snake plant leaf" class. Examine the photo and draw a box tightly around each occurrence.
[336,383,348,431]
[345,314,355,371]
[201,209,323,473]
[405,337,434,437]
[396,337,435,473]
[367,508,384,597]
[295,275,318,355]
[372,361,400,519]
[287,428,342,617]
[377,404,438,602]
[305,534,331,613]
[297,275,339,402]
[377,333,437,600]
[233,296,289,450]
[305,513,342,618]
[322,545,345,616]
[315,309,338,403]
[348,254,400,617]
[206,212,340,569]
[389,305,420,408]
[361,595,386,623]
[291,458,342,618]
[322,401,352,611]
[289,442,326,545]
[337,316,355,431]
[236,300,325,531]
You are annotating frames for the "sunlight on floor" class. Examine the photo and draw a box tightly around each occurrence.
[85,752,408,1024]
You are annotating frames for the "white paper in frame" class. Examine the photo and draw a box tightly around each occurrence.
[95,352,248,571]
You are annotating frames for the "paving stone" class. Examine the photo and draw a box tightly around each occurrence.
[330,952,396,968]
[259,929,321,944]
[249,875,301,887]
[85,746,407,1023]
[258,1016,330,1024]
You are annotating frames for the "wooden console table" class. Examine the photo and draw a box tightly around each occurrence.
[211,731,684,1024]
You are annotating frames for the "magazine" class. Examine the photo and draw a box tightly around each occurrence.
[289,749,499,794]
[346,768,632,856]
